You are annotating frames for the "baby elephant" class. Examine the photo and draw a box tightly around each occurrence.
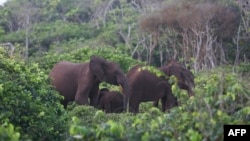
[97,88,124,113]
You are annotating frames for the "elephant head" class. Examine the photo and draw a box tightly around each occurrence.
[152,60,194,109]
[89,56,129,107]
[97,88,110,105]
[89,56,126,85]
[97,88,124,113]
[49,56,129,108]
[160,59,195,96]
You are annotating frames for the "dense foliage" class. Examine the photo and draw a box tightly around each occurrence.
[69,68,250,141]
[0,0,249,141]
[35,46,142,73]
[0,122,20,141]
[0,0,249,69]
[0,49,68,140]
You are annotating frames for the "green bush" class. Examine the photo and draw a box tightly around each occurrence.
[67,68,250,141]
[0,122,20,141]
[31,21,100,48]
[35,46,141,73]
[0,49,68,140]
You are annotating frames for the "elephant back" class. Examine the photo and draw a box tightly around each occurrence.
[126,65,143,77]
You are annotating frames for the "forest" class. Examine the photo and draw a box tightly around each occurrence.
[0,0,250,140]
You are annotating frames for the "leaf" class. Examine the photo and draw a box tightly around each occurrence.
[141,131,150,141]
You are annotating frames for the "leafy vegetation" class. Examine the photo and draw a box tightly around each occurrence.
[68,68,250,141]
[1,0,249,68]
[0,122,20,141]
[0,49,68,140]
[35,46,141,73]
[0,0,249,140]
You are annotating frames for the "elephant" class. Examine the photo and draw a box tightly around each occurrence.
[154,59,195,107]
[49,56,129,108]
[161,59,195,96]
[125,65,178,113]
[97,88,124,113]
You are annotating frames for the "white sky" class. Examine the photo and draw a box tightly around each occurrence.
[0,0,7,5]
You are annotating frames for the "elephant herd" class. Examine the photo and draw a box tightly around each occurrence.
[49,56,195,113]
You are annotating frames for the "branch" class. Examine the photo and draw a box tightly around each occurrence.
[103,0,115,26]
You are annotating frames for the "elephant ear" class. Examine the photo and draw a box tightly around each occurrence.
[89,56,106,81]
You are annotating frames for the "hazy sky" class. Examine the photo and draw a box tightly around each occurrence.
[0,0,7,5]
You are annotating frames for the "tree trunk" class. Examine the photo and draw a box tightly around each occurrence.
[25,16,30,59]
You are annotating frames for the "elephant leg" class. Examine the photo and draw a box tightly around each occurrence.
[166,92,178,110]
[105,102,112,113]
[129,100,140,113]
[161,85,178,111]
[166,96,178,109]
[161,96,167,112]
[89,86,99,107]
[75,87,89,105]
[153,100,159,108]
[61,99,68,109]
[75,95,88,105]
[99,98,105,111]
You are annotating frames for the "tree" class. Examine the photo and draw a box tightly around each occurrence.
[138,0,241,70]
[234,0,250,65]
[4,0,38,59]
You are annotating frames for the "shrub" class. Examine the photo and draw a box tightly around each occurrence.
[67,67,250,141]
[0,49,68,140]
[35,46,141,73]
[0,122,20,141]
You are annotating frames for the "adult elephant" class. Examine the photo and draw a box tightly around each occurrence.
[49,56,129,108]
[125,65,178,113]
[97,88,124,113]
[160,59,195,96]
[154,60,195,107]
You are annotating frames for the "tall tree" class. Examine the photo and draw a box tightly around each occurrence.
[139,0,241,70]
[4,0,38,59]
[234,0,250,64]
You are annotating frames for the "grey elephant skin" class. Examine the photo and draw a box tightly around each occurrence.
[97,88,124,113]
[160,60,195,96]
[49,56,129,108]
[126,65,178,113]
[154,60,195,107]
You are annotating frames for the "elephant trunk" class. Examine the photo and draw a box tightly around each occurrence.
[188,83,195,97]
[117,76,130,112]
[188,89,195,97]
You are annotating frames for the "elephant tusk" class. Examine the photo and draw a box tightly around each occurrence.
[119,84,123,94]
